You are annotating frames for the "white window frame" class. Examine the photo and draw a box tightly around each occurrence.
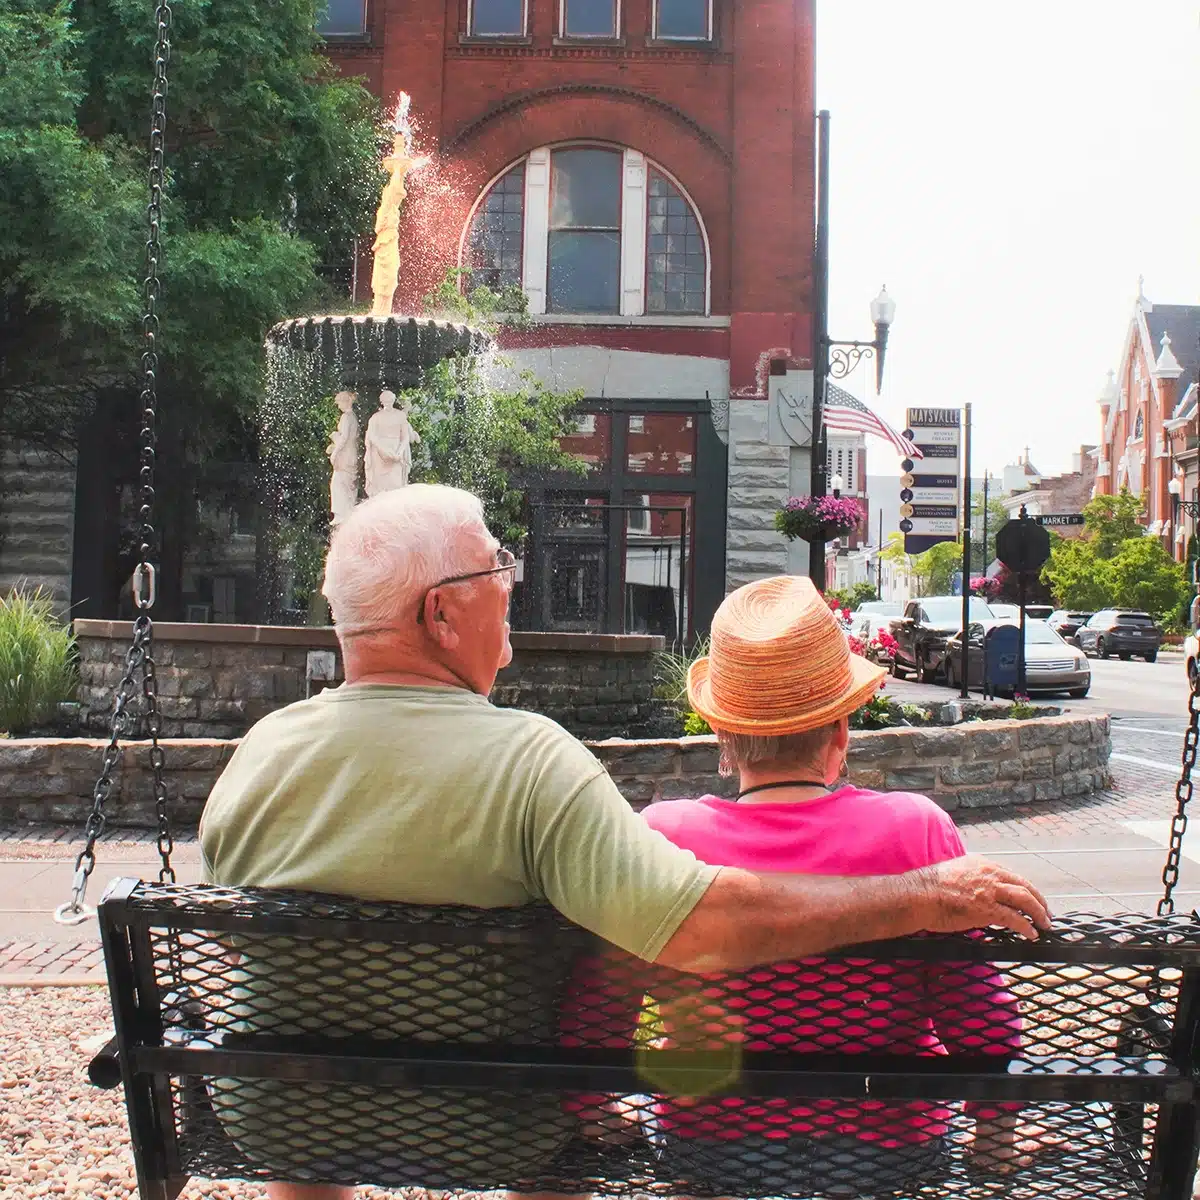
[467,0,527,37]
[461,143,711,319]
[627,494,651,533]
[559,0,620,39]
[651,0,712,41]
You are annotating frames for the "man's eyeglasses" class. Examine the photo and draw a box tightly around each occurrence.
[416,548,517,624]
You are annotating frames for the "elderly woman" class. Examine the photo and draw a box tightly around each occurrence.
[567,575,1025,1196]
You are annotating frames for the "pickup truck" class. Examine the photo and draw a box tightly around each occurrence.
[891,595,998,683]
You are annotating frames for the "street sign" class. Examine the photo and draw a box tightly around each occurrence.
[995,517,1051,573]
[903,407,962,554]
[1034,513,1085,528]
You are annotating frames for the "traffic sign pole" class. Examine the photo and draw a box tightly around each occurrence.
[959,403,972,698]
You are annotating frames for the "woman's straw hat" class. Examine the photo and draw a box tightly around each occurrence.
[687,576,886,736]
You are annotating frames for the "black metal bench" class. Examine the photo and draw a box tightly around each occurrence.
[95,877,1200,1200]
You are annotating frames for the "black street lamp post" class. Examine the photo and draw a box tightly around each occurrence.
[808,110,897,587]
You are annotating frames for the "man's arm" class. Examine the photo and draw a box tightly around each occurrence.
[656,857,1051,974]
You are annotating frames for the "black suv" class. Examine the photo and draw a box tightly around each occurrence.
[1076,610,1161,662]
[1048,610,1095,642]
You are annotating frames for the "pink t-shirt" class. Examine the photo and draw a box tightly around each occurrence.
[562,786,1022,1146]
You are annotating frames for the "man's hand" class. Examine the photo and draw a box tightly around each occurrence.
[917,855,1051,940]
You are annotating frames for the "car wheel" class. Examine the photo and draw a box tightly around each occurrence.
[1145,651,1157,663]
[1118,651,1132,662]
[1067,687,1089,698]
[1098,638,1110,660]
[891,658,909,680]
[1189,660,1199,688]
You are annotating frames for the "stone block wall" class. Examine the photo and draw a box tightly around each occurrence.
[74,622,665,741]
[590,712,1113,811]
[0,712,1112,829]
[491,633,664,738]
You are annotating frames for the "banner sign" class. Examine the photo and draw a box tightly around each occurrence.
[901,407,962,554]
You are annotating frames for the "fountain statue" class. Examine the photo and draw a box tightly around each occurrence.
[326,390,360,524]
[371,94,423,319]
[364,390,420,496]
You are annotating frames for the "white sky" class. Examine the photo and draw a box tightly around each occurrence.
[816,0,1200,479]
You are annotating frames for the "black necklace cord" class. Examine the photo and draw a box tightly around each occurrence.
[735,779,834,801]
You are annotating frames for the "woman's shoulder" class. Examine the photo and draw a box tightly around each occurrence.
[839,786,964,863]
[642,796,723,835]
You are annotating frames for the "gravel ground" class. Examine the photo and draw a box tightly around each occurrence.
[0,986,481,1200]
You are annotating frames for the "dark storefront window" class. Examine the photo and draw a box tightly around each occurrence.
[624,494,692,640]
[560,412,612,472]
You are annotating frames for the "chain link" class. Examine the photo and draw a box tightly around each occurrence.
[55,0,174,924]
[1159,668,1200,916]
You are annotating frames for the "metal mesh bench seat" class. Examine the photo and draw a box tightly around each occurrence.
[95,879,1200,1200]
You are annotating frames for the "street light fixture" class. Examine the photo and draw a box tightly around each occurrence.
[831,473,844,498]
[825,286,897,396]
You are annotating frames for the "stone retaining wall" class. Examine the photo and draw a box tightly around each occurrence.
[0,713,1112,828]
[73,622,663,740]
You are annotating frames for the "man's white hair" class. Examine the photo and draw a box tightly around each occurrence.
[322,484,488,635]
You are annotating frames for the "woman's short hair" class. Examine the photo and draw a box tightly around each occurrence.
[322,484,486,636]
[716,721,842,777]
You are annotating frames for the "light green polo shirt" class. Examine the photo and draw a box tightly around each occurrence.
[200,683,715,957]
[197,684,718,1183]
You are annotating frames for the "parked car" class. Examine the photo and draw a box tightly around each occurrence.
[1048,610,1095,642]
[856,601,904,618]
[988,603,1021,621]
[1076,610,1161,662]
[1026,604,1054,620]
[940,619,1091,697]
[891,596,997,683]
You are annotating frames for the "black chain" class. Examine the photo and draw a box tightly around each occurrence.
[57,0,174,924]
[1159,670,1200,916]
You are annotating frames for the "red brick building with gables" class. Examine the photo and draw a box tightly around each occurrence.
[316,0,818,637]
[1095,284,1200,563]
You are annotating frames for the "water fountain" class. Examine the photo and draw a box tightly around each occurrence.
[258,91,491,621]
[265,92,489,392]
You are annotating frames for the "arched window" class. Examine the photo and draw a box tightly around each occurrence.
[465,161,525,291]
[646,168,704,314]
[463,146,708,317]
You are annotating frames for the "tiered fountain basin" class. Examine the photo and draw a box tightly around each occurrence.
[265,314,491,389]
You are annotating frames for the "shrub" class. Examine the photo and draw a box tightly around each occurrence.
[0,588,78,735]
[682,710,712,736]
[654,636,711,715]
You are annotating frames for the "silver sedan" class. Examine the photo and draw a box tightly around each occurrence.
[941,619,1091,697]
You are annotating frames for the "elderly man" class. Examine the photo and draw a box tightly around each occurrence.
[200,483,1049,1200]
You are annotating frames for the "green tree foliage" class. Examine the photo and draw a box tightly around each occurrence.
[912,541,963,597]
[0,0,385,450]
[1040,538,1113,612]
[1041,487,1189,621]
[1083,488,1146,558]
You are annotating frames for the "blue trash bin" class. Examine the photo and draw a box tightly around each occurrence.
[985,624,1020,697]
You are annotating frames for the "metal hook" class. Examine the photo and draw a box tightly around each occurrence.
[54,867,95,926]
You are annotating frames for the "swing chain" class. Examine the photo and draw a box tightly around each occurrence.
[1159,671,1200,916]
[55,0,174,926]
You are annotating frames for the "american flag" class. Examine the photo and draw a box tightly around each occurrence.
[824,384,923,459]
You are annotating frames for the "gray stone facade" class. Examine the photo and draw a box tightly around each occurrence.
[724,399,792,589]
[0,442,77,614]
[0,713,1112,829]
[73,622,665,741]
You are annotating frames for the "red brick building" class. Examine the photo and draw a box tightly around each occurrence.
[1095,285,1200,563]
[317,0,818,637]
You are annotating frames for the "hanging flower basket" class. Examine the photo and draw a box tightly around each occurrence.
[775,495,864,542]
